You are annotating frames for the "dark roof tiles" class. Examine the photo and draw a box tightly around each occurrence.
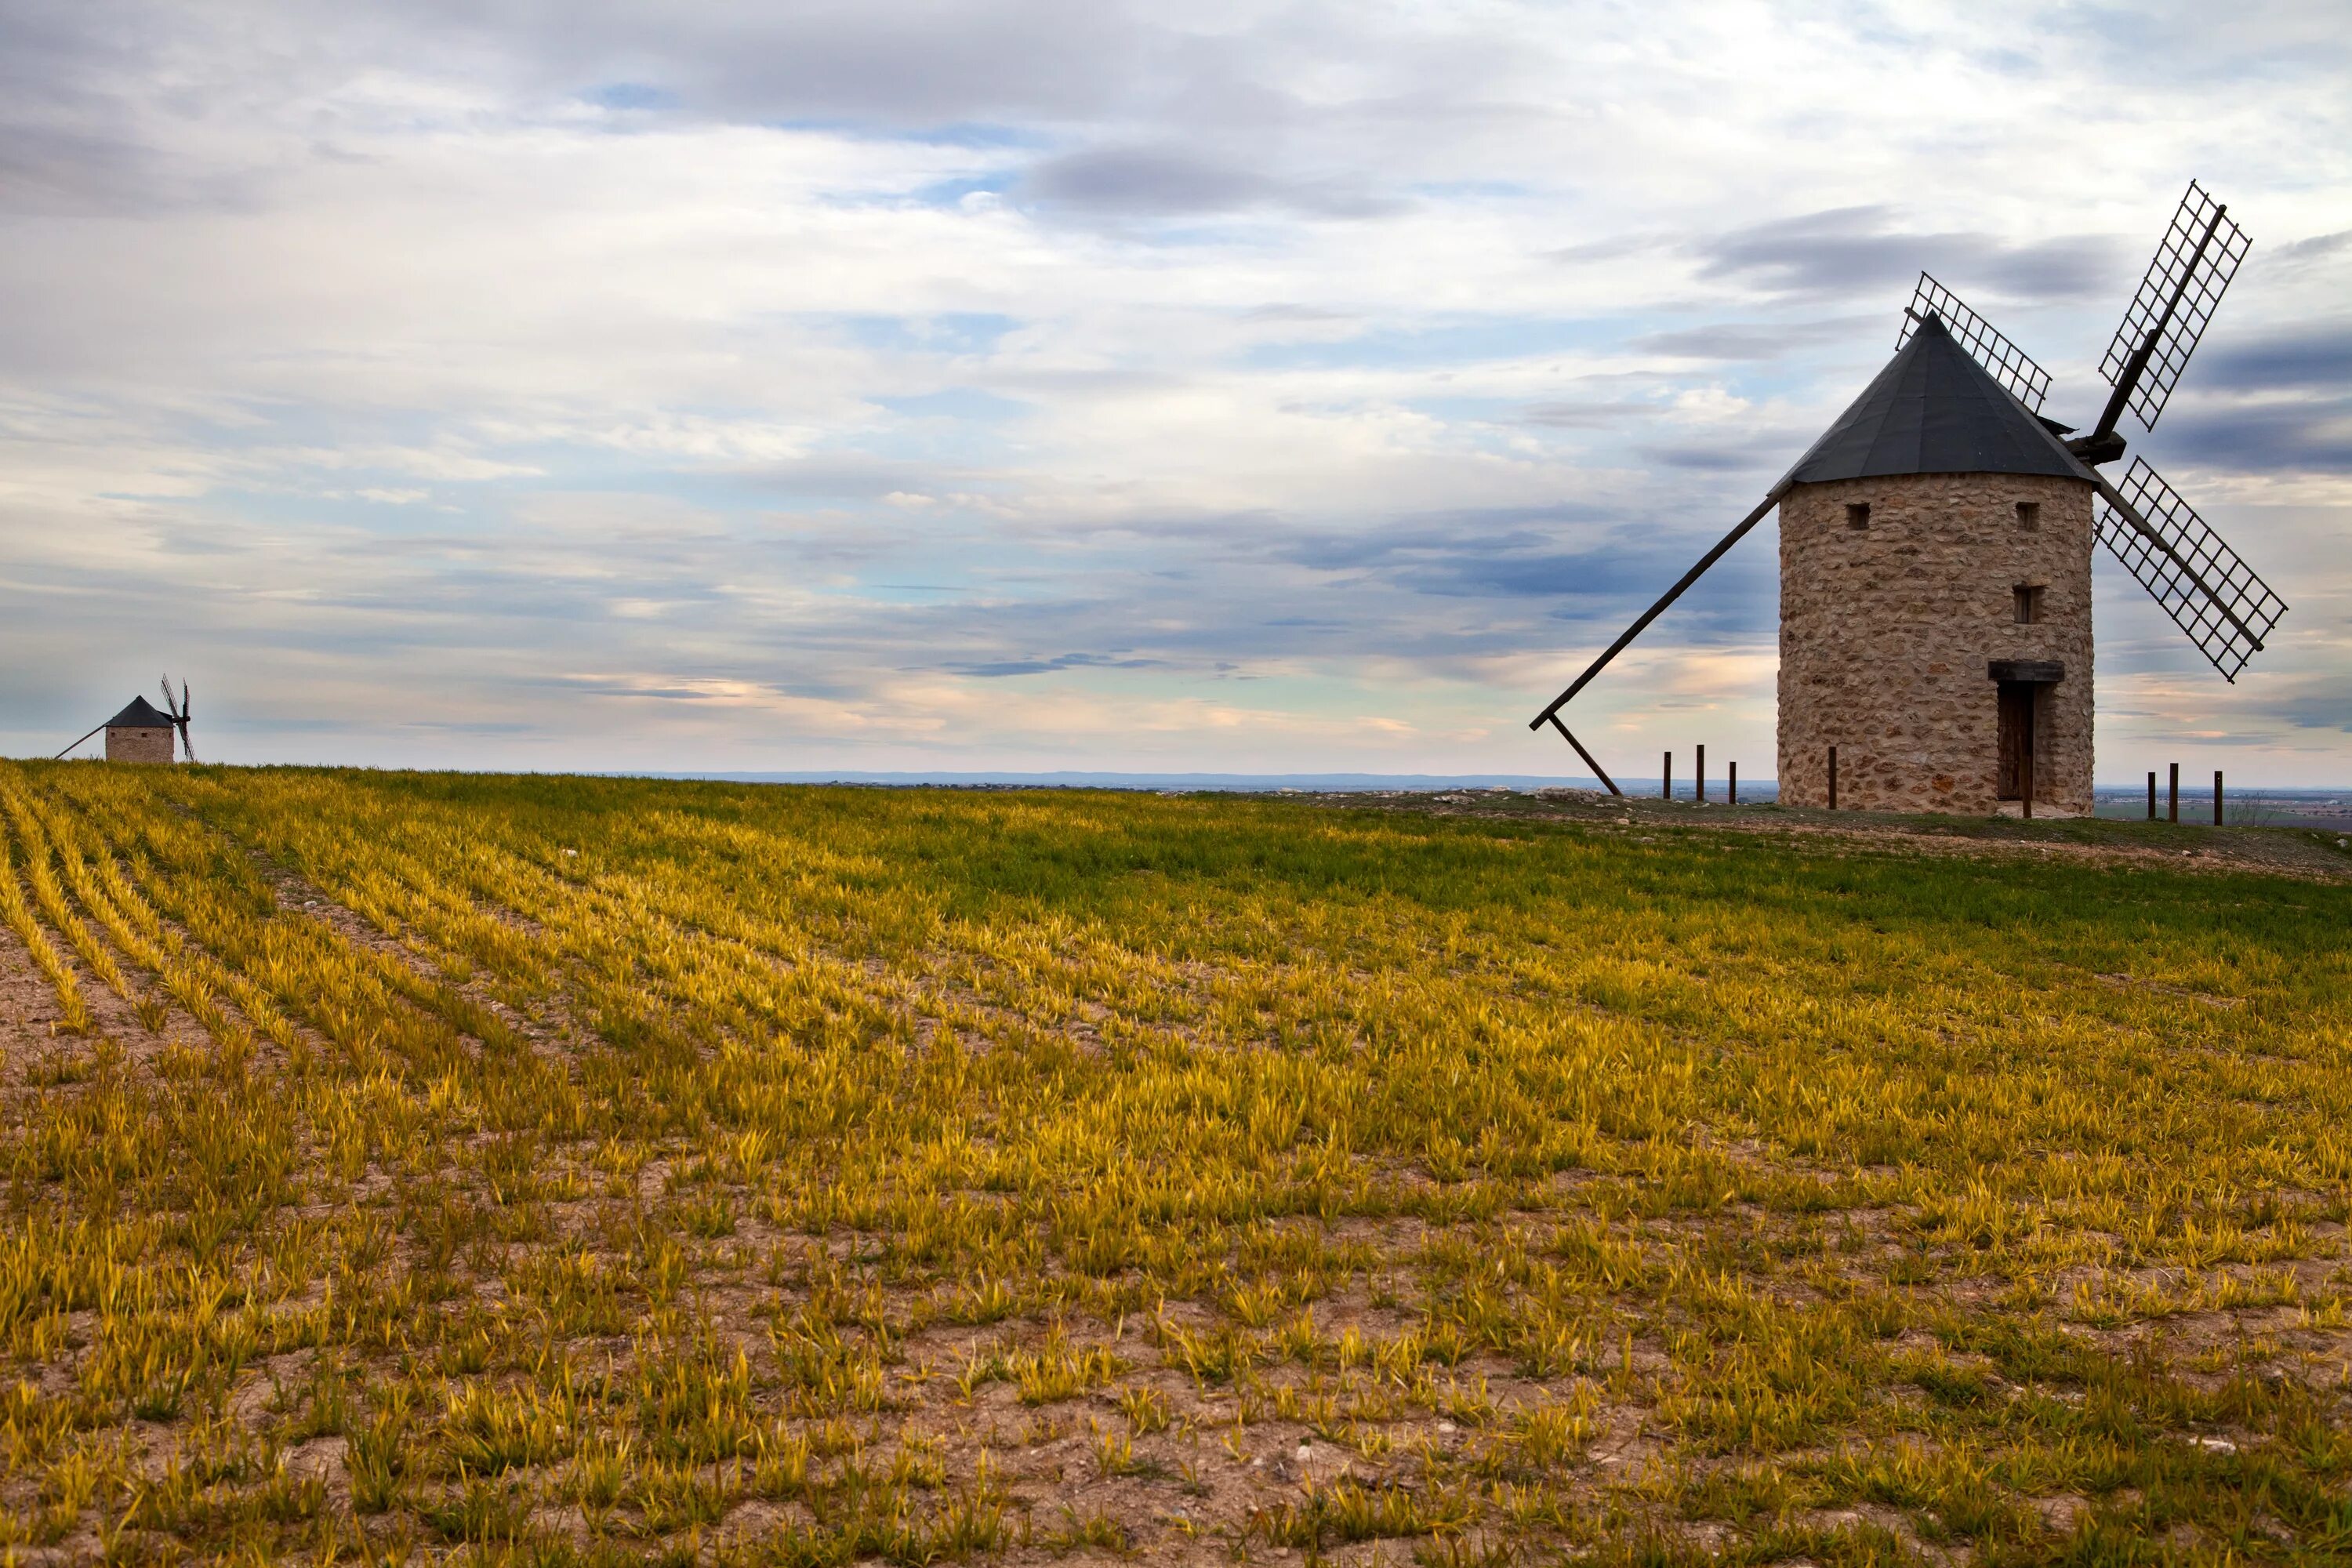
[106,696,177,728]
[1781,314,2097,487]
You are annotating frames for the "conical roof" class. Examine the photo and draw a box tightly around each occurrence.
[1780,314,2096,487]
[106,695,176,728]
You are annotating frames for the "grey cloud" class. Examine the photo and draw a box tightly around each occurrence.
[1019,143,1398,220]
[731,457,985,501]
[302,0,1157,127]
[943,652,1163,677]
[0,124,176,217]
[1023,146,1276,216]
[0,5,265,216]
[2265,680,2352,734]
[4,0,1512,241]
[1255,508,1775,641]
[1637,423,1820,477]
[1242,303,1356,324]
[1633,316,1875,361]
[1272,510,1588,573]
[1544,233,1669,265]
[1697,207,2118,301]
[2191,325,2352,391]
[400,720,538,734]
[2157,397,2352,474]
[2270,229,2352,267]
[1641,445,1784,474]
[1519,401,1661,429]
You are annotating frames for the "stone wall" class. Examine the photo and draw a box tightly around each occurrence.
[106,726,173,764]
[1777,472,2095,815]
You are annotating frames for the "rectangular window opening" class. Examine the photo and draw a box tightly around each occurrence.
[2013,584,2045,624]
[1846,503,1871,531]
[2016,500,2041,532]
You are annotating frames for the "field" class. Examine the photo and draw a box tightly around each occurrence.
[1,762,2348,1566]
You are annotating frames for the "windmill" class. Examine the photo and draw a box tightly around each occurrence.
[54,675,198,763]
[1528,181,2285,815]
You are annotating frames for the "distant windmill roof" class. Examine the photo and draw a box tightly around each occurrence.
[106,696,176,728]
[1781,314,2097,487]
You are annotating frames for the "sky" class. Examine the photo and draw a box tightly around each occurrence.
[3,0,2347,782]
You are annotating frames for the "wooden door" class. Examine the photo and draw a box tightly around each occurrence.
[1996,681,2035,800]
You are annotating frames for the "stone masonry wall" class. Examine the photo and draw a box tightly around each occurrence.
[1778,472,2096,815]
[106,726,173,764]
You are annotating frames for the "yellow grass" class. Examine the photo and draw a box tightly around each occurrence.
[0,760,2347,1564]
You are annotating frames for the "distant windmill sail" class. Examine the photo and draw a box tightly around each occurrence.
[161,675,198,763]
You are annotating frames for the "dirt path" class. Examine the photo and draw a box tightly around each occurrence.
[1290,787,2352,882]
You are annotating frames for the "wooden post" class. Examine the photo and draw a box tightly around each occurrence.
[1696,744,1706,803]
[2214,771,2223,826]
[2168,762,2178,824]
[1545,714,1621,796]
[1828,746,1838,811]
[2147,771,2156,821]
[1729,761,1738,806]
[1661,752,1671,800]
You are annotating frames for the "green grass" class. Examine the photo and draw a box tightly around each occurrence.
[0,760,2347,1563]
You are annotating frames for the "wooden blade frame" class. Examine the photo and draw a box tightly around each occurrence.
[2096,182,2249,437]
[2096,459,2286,683]
[1900,274,2052,412]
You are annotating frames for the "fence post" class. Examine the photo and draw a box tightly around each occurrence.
[2169,762,2179,824]
[2147,771,2156,821]
[1697,744,1706,803]
[1662,752,1671,800]
[1828,746,1838,811]
[2214,770,2223,827]
[1729,761,1738,806]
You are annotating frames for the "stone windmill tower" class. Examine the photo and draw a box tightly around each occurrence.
[1530,183,2287,816]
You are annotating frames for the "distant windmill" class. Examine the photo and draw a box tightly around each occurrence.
[56,674,199,763]
[1530,181,2284,815]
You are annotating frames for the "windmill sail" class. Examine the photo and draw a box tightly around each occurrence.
[2097,182,2249,435]
[1899,274,2052,412]
[2096,459,2286,682]
[160,674,198,762]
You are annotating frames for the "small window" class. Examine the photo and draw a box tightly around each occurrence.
[2016,500,2041,532]
[1846,503,1871,531]
[2013,584,2045,624]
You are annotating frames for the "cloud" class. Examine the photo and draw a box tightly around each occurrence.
[2191,325,2352,392]
[1632,317,1875,361]
[2158,400,2352,474]
[1020,143,1399,220]
[944,652,1165,677]
[1695,207,2118,301]
[1519,401,1659,429]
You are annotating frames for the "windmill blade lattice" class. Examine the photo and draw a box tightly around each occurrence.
[160,674,198,762]
[2098,459,2286,682]
[2099,182,2249,434]
[1899,274,2051,412]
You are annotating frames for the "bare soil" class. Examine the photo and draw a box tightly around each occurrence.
[1291,787,2352,882]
